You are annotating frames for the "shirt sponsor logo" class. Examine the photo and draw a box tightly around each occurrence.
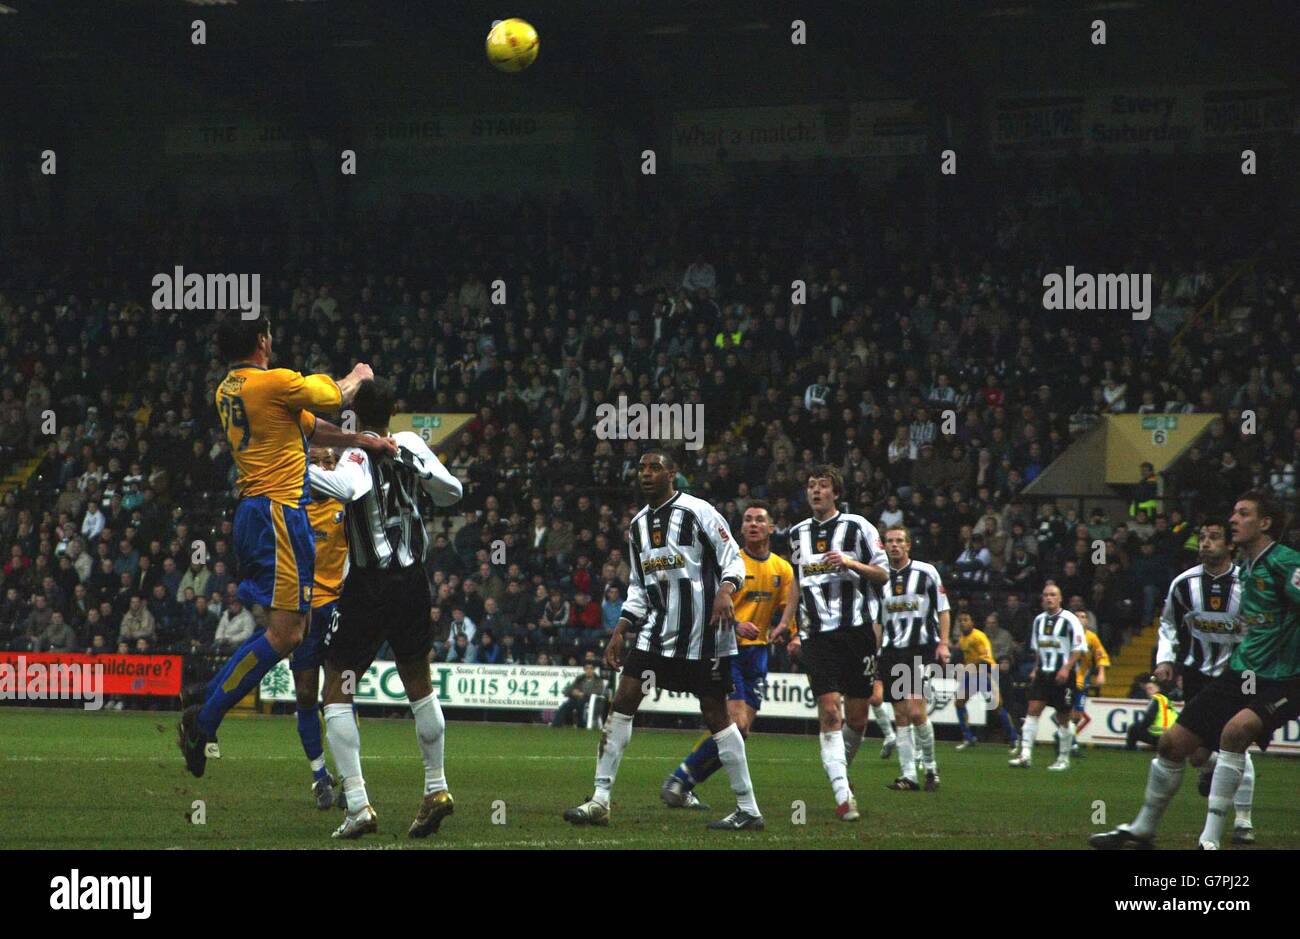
[642,554,686,574]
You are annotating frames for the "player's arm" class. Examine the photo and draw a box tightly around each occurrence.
[1058,617,1086,684]
[702,505,744,627]
[605,532,648,670]
[308,449,373,504]
[1094,640,1110,688]
[1154,584,1180,683]
[1272,550,1300,605]
[835,525,888,584]
[302,411,398,457]
[1028,620,1039,681]
[397,432,464,506]
[936,609,952,663]
[772,563,798,645]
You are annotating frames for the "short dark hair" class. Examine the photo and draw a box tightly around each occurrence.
[351,378,396,431]
[807,464,843,496]
[216,314,270,362]
[642,448,676,471]
[1236,489,1286,534]
[884,524,911,544]
[745,499,772,517]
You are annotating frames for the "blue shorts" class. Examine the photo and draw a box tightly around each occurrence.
[234,496,315,613]
[728,645,769,711]
[1072,689,1088,711]
[291,600,337,671]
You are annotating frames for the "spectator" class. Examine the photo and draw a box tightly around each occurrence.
[118,595,156,646]
[213,597,254,653]
[551,662,609,728]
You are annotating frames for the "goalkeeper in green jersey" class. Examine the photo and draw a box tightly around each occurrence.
[1091,490,1300,851]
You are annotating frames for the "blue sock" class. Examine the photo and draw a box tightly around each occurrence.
[297,706,327,781]
[198,632,283,737]
[996,708,1016,740]
[672,733,722,789]
[956,704,976,741]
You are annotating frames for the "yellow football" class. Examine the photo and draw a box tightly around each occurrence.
[486,18,539,72]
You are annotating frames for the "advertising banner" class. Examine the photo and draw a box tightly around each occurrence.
[0,651,182,698]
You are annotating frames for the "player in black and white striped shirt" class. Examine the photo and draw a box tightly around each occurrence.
[306,379,465,840]
[564,450,763,831]
[1009,583,1086,771]
[1154,521,1256,843]
[773,465,888,821]
[876,525,950,792]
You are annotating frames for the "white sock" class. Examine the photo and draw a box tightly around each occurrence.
[820,730,852,804]
[324,702,369,813]
[410,693,447,795]
[842,724,864,767]
[1057,724,1074,760]
[874,702,895,739]
[914,720,936,771]
[309,755,326,773]
[1128,755,1184,839]
[593,710,633,807]
[1234,753,1255,827]
[1200,750,1246,847]
[896,724,917,781]
[714,723,760,816]
[1019,716,1038,760]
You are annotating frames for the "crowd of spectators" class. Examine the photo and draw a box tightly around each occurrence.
[1,155,1296,708]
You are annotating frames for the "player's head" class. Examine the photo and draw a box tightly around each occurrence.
[637,449,676,501]
[308,447,338,471]
[1077,610,1093,632]
[1197,520,1230,566]
[1041,583,1062,613]
[351,378,396,432]
[883,525,911,565]
[806,465,842,516]
[741,500,773,548]
[957,610,974,635]
[216,314,271,363]
[1230,489,1285,549]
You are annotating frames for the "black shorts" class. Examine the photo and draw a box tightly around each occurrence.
[1028,668,1074,714]
[1175,670,1300,752]
[325,565,434,674]
[1181,668,1213,703]
[623,648,733,700]
[878,644,938,702]
[801,629,877,699]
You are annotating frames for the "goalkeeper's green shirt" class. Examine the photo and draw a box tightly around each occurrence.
[1231,541,1300,680]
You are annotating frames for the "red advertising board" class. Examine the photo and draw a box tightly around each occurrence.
[0,652,182,697]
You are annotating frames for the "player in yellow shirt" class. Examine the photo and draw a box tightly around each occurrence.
[953,611,1020,750]
[289,447,351,808]
[179,314,393,777]
[661,500,793,809]
[1062,612,1109,755]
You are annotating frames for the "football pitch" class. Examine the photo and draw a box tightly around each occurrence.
[3,709,1298,850]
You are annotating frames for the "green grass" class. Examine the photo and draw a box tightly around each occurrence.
[2,708,1297,849]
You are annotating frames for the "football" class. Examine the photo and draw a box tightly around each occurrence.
[486,18,539,72]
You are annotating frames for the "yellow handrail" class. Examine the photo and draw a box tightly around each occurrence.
[1172,257,1257,347]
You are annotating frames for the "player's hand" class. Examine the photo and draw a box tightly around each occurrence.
[350,363,375,382]
[356,434,399,457]
[936,642,950,665]
[711,590,736,629]
[770,623,789,646]
[735,620,759,641]
[604,629,626,671]
[824,551,845,570]
[787,635,802,658]
[1153,662,1173,684]
[1055,667,1070,685]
